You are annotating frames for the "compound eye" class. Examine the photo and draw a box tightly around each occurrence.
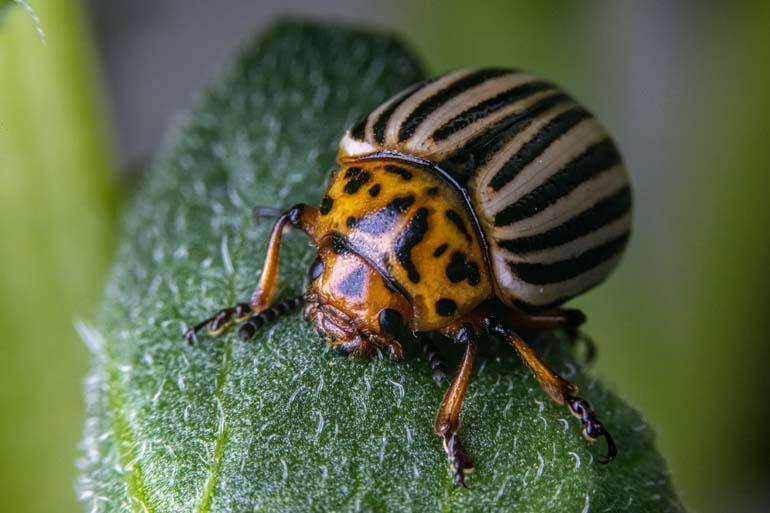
[378,308,405,339]
[308,256,324,281]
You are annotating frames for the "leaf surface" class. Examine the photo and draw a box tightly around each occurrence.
[79,19,686,513]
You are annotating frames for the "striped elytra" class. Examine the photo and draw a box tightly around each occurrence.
[339,67,631,310]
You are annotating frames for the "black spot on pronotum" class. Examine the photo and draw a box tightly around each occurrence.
[337,265,366,298]
[433,243,448,258]
[446,251,481,285]
[320,196,333,215]
[345,166,362,179]
[395,208,429,283]
[344,171,371,194]
[445,210,471,242]
[308,256,324,281]
[330,233,349,254]
[368,184,381,197]
[427,186,440,196]
[346,216,358,228]
[435,298,457,316]
[384,164,413,180]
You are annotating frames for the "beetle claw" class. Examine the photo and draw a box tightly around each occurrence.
[567,395,617,463]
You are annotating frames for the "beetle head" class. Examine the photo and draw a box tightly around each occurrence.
[303,237,412,358]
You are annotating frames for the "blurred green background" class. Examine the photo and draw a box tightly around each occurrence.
[1,1,768,512]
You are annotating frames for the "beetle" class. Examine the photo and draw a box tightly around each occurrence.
[185,67,630,486]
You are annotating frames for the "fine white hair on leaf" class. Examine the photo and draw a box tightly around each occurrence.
[386,379,405,407]
[535,452,545,481]
[280,459,288,480]
[582,493,591,513]
[287,385,304,407]
[379,435,388,464]
[534,398,545,413]
[563,362,577,379]
[75,321,105,357]
[496,476,511,500]
[559,418,570,432]
[215,396,226,436]
[537,415,548,430]
[316,412,324,435]
[220,234,234,275]
[130,496,150,513]
[151,379,165,406]
[405,426,413,445]
[15,0,46,45]
[568,451,581,470]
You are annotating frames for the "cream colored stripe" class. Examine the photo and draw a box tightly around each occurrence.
[471,100,577,202]
[489,163,628,238]
[408,72,527,144]
[364,86,414,142]
[338,133,378,159]
[496,253,623,307]
[383,69,476,146]
[421,88,560,161]
[500,213,631,264]
[486,117,608,215]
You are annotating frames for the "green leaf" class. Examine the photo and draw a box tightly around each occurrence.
[79,19,686,513]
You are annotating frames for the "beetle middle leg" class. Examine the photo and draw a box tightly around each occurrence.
[434,324,477,487]
[420,334,448,385]
[486,319,616,463]
[184,204,318,343]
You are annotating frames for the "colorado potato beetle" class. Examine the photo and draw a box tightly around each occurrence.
[185,67,630,486]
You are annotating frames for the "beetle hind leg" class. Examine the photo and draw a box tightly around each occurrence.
[487,318,616,463]
[506,307,597,364]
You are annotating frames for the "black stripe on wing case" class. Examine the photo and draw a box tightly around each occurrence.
[493,139,622,227]
[509,231,629,285]
[397,68,511,143]
[431,81,553,141]
[488,107,592,192]
[472,92,571,167]
[350,116,367,140]
[497,186,631,254]
[372,81,427,145]
[443,92,570,178]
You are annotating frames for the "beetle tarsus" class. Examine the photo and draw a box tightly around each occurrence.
[237,295,305,341]
[444,432,474,487]
[185,297,303,343]
[566,395,617,463]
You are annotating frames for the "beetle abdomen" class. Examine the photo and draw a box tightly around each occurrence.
[340,67,631,310]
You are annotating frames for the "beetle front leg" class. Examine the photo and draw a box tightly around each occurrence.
[184,204,318,343]
[487,319,616,463]
[434,324,477,487]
